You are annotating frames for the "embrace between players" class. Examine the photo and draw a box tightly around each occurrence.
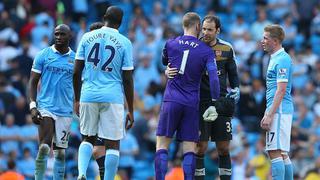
[156,13,239,180]
[28,5,293,180]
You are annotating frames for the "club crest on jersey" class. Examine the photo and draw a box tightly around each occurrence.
[215,50,222,57]
[278,68,287,75]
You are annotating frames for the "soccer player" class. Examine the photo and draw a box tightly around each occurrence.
[260,24,293,180]
[155,12,220,180]
[88,21,107,180]
[166,15,240,180]
[196,15,239,180]
[73,6,134,180]
[28,24,74,180]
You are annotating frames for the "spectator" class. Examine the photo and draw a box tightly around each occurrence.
[0,159,24,180]
[17,148,35,180]
[0,114,20,155]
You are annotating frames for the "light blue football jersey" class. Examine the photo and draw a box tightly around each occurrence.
[32,45,75,117]
[266,48,293,114]
[75,26,134,104]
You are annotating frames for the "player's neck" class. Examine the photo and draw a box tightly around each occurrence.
[105,22,119,30]
[184,30,198,38]
[270,45,282,55]
[54,44,69,54]
[209,38,217,47]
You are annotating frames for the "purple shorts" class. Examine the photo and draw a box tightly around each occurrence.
[156,101,199,142]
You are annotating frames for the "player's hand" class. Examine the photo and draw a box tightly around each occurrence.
[125,112,134,130]
[30,108,42,125]
[74,101,80,117]
[203,106,218,122]
[165,63,178,79]
[226,87,240,103]
[260,113,274,131]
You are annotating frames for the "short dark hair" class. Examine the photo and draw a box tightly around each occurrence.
[7,159,16,170]
[103,6,123,27]
[89,22,104,31]
[182,12,200,29]
[203,15,221,30]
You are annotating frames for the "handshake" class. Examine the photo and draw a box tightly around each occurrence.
[202,96,236,122]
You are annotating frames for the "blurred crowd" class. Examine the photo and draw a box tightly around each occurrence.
[0,0,320,180]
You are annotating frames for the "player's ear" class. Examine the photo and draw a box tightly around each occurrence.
[196,23,201,32]
[216,28,220,34]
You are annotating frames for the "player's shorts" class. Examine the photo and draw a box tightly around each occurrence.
[156,101,199,142]
[38,109,72,148]
[80,102,124,141]
[199,100,232,142]
[95,137,104,146]
[265,113,292,152]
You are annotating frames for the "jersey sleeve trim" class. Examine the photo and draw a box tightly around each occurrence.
[75,55,85,60]
[277,79,288,83]
[122,66,134,70]
[31,68,41,74]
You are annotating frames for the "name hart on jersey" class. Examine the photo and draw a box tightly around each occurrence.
[179,40,199,48]
[86,33,122,50]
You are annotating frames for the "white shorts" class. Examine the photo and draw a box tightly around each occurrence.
[265,113,292,152]
[39,109,73,148]
[79,102,125,140]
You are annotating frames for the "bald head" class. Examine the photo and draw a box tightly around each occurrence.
[55,24,71,32]
[103,6,123,29]
[54,24,71,48]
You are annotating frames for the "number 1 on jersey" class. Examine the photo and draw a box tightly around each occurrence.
[179,50,189,74]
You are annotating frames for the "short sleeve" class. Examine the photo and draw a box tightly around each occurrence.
[31,49,46,74]
[276,57,291,83]
[75,34,86,61]
[122,39,134,70]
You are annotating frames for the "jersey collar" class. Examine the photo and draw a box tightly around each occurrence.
[101,26,119,33]
[51,45,72,55]
[270,48,284,58]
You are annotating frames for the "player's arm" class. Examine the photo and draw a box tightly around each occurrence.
[206,54,220,100]
[203,53,220,122]
[162,43,169,66]
[266,82,287,116]
[28,52,44,124]
[123,39,135,130]
[73,60,84,102]
[73,35,86,116]
[162,42,179,79]
[29,72,41,104]
[226,46,240,102]
[123,70,134,129]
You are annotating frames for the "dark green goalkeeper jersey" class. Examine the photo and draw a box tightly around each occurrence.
[200,38,239,101]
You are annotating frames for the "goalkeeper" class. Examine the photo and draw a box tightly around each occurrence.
[166,15,239,180]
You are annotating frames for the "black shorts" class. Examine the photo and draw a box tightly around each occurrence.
[199,100,232,142]
[95,137,104,146]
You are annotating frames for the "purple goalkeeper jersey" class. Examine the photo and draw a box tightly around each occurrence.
[162,35,220,108]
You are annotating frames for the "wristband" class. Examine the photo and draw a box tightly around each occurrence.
[29,101,37,110]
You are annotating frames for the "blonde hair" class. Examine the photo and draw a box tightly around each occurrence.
[264,24,285,43]
[182,12,200,29]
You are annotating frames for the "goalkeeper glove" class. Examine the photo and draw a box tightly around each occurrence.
[226,87,240,103]
[203,106,218,122]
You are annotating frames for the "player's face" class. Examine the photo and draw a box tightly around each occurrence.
[202,20,219,44]
[261,31,276,53]
[54,28,70,46]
